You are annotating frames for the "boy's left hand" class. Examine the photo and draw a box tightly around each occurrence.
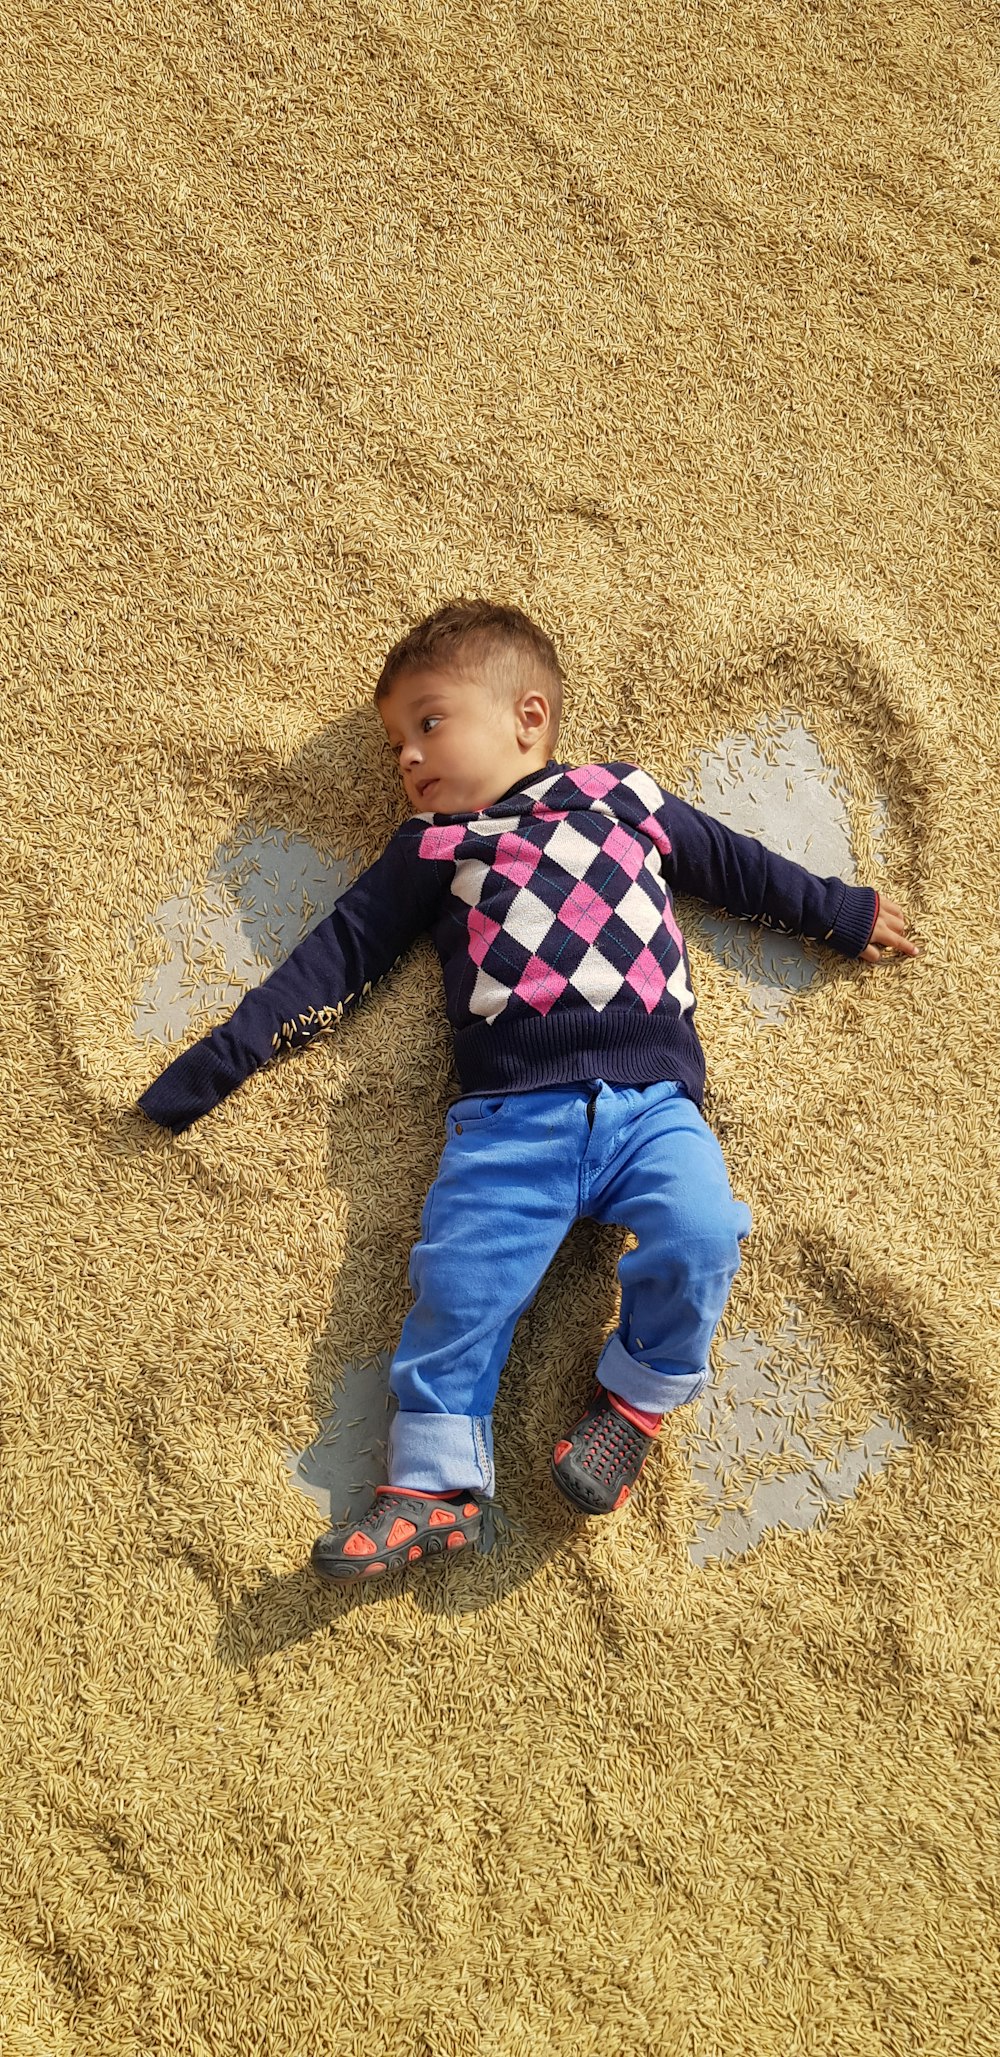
[859,895,920,964]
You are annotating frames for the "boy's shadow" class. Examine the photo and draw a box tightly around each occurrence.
[123,707,635,1659]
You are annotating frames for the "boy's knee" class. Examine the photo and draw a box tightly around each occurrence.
[636,1191,749,1270]
[692,1222,745,1281]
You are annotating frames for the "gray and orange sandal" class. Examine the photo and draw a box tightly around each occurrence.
[550,1387,658,1516]
[311,1486,505,1583]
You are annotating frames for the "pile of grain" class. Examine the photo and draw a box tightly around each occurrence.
[3,1,999,2050]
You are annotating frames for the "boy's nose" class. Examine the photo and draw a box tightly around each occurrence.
[400,743,422,771]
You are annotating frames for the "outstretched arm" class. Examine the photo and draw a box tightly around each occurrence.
[138,822,443,1133]
[657,788,910,961]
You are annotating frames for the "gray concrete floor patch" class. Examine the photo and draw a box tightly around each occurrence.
[135,824,355,1043]
[286,1356,394,1530]
[680,712,887,1021]
[682,1303,906,1567]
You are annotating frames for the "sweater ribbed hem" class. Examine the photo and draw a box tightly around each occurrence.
[453,1011,707,1108]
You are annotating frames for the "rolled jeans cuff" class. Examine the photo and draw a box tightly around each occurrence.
[387,1410,495,1497]
[596,1330,709,1415]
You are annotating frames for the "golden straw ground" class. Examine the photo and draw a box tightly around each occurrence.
[3,1,999,2051]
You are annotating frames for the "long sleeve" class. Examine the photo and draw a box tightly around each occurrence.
[656,789,878,957]
[138,821,444,1133]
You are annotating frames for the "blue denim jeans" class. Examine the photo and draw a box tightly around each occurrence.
[386,1078,753,1495]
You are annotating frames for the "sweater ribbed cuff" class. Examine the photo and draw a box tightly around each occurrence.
[831,883,880,958]
[138,1037,247,1133]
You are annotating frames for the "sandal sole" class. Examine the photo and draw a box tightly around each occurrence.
[312,1504,500,1583]
[549,1456,632,1518]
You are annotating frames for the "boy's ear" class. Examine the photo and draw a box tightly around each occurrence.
[516,691,551,741]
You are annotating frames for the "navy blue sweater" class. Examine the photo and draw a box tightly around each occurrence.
[138,759,877,1134]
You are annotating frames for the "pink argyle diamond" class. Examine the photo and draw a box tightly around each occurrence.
[559,879,614,945]
[567,765,619,799]
[625,947,667,1011]
[602,822,645,879]
[532,804,568,822]
[638,812,672,860]
[419,824,465,861]
[514,955,569,1014]
[467,907,501,967]
[494,831,542,887]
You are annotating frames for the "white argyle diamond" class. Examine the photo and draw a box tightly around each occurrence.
[566,944,627,1012]
[451,859,491,908]
[666,955,696,1014]
[613,881,662,945]
[469,967,515,1022]
[622,766,668,817]
[502,885,558,954]
[543,817,604,880]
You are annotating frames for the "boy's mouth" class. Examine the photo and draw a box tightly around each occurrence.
[417,778,439,800]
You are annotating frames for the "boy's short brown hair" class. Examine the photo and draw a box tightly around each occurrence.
[374,599,564,749]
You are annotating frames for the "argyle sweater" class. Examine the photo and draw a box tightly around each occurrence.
[138,759,878,1134]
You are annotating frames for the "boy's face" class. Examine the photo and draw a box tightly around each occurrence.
[378,665,552,815]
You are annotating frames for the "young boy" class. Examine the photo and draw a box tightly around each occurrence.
[138,600,917,1583]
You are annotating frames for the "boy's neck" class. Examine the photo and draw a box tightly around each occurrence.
[490,756,559,806]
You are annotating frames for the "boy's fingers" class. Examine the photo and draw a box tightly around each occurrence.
[865,931,920,960]
[868,894,920,956]
[880,919,919,953]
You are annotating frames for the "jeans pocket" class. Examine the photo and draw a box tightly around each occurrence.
[446,1094,508,1134]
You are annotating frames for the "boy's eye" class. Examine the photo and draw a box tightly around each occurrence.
[390,716,440,758]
